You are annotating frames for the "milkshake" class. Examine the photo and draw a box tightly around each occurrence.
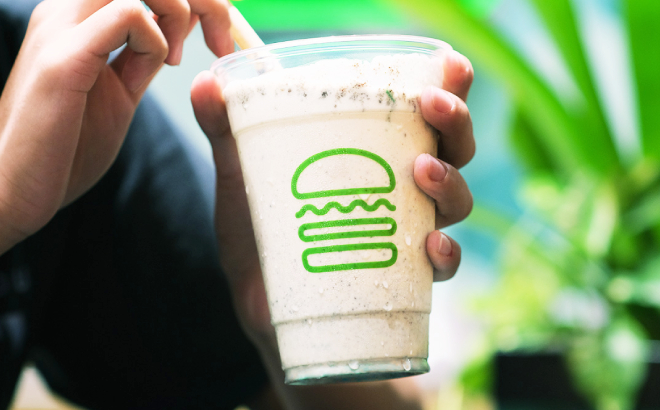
[212,35,448,384]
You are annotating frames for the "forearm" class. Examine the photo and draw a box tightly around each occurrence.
[251,341,425,410]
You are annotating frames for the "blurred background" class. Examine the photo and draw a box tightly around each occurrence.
[10,0,660,409]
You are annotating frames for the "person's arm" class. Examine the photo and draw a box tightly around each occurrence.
[0,0,233,254]
[191,48,475,410]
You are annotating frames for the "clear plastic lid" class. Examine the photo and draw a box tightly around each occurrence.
[212,34,451,88]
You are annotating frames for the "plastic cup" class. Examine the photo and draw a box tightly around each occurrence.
[212,35,448,385]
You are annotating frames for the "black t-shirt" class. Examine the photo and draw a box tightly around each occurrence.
[0,2,268,409]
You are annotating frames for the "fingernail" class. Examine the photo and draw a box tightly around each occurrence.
[427,155,448,182]
[438,233,453,257]
[432,88,455,114]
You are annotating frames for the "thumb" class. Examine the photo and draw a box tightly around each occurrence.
[192,71,273,336]
[191,71,259,283]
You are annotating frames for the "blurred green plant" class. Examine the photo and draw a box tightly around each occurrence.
[386,0,660,409]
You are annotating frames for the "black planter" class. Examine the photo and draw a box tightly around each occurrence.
[494,352,660,410]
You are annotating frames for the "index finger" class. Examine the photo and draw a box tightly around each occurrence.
[144,0,191,65]
[188,0,234,57]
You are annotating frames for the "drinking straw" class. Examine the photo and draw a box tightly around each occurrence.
[228,5,265,49]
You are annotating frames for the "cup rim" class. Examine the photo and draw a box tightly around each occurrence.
[211,34,452,74]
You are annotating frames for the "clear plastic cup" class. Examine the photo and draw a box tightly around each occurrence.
[212,35,448,385]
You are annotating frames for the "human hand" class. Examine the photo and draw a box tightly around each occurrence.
[192,48,474,409]
[192,48,475,341]
[0,0,233,253]
[192,47,474,410]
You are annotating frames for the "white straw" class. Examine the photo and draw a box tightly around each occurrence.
[228,6,265,50]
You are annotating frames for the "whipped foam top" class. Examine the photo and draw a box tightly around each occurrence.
[223,53,444,132]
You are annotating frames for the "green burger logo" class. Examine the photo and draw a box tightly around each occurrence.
[291,148,399,273]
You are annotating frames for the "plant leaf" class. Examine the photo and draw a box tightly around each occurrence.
[528,0,619,170]
[386,0,619,176]
[624,0,660,160]
[508,106,555,173]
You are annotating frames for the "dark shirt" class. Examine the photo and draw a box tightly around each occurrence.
[0,2,268,409]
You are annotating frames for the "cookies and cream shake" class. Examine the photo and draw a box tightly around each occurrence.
[212,35,447,384]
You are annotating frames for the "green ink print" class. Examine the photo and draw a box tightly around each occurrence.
[298,217,397,242]
[295,198,396,218]
[291,148,396,199]
[302,242,398,273]
[292,148,400,273]
[386,90,395,104]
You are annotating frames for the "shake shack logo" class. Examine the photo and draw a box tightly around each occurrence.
[292,148,399,273]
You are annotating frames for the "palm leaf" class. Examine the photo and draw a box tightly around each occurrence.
[624,0,660,160]
[529,0,619,170]
[387,0,619,176]
[508,106,555,173]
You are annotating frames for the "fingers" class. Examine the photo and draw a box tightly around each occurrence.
[414,153,473,229]
[145,0,191,65]
[420,50,475,169]
[188,0,234,57]
[73,0,168,92]
[441,50,474,102]
[144,0,233,62]
[421,86,475,169]
[426,230,462,282]
[417,50,473,282]
[71,0,230,65]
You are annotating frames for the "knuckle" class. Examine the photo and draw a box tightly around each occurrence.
[460,59,475,86]
[156,37,170,61]
[37,45,72,83]
[36,37,100,93]
[179,0,192,16]
[453,52,474,87]
[30,0,54,23]
[115,0,149,22]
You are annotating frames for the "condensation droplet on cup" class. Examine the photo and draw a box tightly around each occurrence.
[383,302,393,311]
[307,318,313,325]
[349,360,360,370]
[411,301,415,307]
[383,281,389,289]
[245,185,249,195]
[410,350,413,355]
[409,283,413,293]
[291,305,299,312]
[402,358,412,372]
[381,341,385,346]
[243,103,249,109]
[374,280,379,287]
[359,193,371,201]
[319,287,324,294]
[405,234,412,246]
